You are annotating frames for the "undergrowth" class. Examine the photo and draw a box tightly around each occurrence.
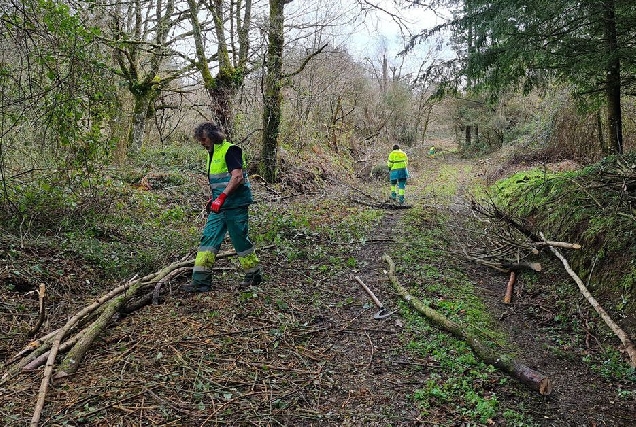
[486,153,636,388]
[489,153,636,322]
[0,143,205,289]
[2,139,634,424]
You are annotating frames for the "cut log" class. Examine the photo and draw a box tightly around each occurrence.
[503,271,516,304]
[382,254,552,395]
[508,360,553,395]
[540,232,636,368]
[533,240,581,250]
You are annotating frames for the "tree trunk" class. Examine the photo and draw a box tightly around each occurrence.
[207,84,235,136]
[110,0,175,159]
[597,110,606,154]
[57,282,141,376]
[187,0,251,137]
[603,0,623,155]
[381,54,388,93]
[207,0,235,135]
[260,0,286,183]
[128,88,154,153]
[329,96,343,153]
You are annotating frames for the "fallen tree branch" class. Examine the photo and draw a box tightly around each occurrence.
[30,330,62,427]
[28,284,46,337]
[3,303,109,379]
[471,200,541,243]
[29,277,137,426]
[503,271,516,304]
[540,232,636,368]
[463,253,541,274]
[57,259,197,377]
[533,240,581,250]
[22,329,88,371]
[56,278,144,377]
[8,249,274,425]
[382,254,552,395]
[153,266,191,304]
[350,196,412,210]
[1,282,130,386]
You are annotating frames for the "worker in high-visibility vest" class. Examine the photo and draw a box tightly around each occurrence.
[387,144,409,204]
[183,122,261,293]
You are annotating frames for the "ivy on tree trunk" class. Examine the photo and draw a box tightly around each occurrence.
[260,0,286,183]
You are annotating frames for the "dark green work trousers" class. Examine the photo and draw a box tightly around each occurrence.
[191,207,259,289]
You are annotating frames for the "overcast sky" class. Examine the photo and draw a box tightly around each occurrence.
[347,1,449,58]
[286,0,453,75]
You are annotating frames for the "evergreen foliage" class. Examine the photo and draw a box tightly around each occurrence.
[452,0,635,93]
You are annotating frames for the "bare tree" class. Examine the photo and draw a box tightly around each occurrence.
[104,0,194,154]
[187,0,254,137]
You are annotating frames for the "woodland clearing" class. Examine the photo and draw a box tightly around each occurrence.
[1,141,635,426]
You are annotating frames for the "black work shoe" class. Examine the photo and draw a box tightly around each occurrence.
[240,270,262,288]
[181,284,211,293]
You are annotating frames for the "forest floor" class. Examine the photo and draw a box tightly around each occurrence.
[1,141,635,426]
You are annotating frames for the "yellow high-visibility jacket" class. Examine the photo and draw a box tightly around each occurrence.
[387,149,408,180]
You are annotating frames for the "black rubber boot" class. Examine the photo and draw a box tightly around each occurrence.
[240,269,262,287]
[181,284,212,293]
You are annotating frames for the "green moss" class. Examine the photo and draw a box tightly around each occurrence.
[489,155,636,310]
